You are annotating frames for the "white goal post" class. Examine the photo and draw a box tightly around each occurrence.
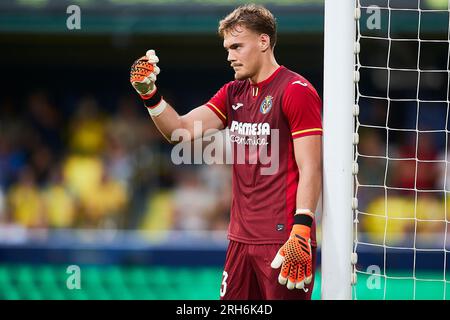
[322,0,355,300]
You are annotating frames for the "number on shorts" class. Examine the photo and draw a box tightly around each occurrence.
[220,271,228,297]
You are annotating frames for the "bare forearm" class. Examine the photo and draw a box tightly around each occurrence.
[149,102,184,143]
[296,165,322,212]
[147,102,224,144]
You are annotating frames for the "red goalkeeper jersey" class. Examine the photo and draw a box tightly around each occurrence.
[206,66,322,246]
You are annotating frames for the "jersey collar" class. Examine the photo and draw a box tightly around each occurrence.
[249,65,284,88]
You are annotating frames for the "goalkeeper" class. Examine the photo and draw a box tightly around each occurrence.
[130,4,322,300]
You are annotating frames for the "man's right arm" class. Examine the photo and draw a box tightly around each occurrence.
[149,103,225,143]
[130,50,225,143]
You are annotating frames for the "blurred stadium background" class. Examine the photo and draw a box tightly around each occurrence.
[0,0,448,299]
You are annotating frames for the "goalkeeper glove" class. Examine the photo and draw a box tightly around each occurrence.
[130,50,167,116]
[271,209,314,290]
[130,49,160,97]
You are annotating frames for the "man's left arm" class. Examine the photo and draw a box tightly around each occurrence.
[294,135,322,214]
[270,80,323,290]
[271,135,322,290]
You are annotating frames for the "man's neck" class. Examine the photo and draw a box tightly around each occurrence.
[249,57,280,84]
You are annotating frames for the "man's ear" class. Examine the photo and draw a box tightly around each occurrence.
[259,34,271,52]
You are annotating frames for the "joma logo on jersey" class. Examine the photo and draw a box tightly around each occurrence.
[230,121,271,136]
[260,96,273,114]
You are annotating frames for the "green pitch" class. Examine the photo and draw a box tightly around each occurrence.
[0,264,448,300]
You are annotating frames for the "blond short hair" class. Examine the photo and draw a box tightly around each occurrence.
[218,4,277,49]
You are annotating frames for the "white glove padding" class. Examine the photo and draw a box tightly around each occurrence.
[130,49,161,96]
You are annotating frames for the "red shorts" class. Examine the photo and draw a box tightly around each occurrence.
[220,240,317,300]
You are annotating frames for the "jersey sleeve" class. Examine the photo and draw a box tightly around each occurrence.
[205,83,229,127]
[282,81,323,140]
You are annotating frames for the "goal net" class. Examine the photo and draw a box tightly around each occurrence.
[352,0,450,299]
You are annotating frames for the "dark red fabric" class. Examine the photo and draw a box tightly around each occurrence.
[220,240,317,300]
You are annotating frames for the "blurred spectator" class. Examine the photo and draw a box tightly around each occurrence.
[199,164,231,230]
[106,95,152,151]
[42,164,76,228]
[0,131,26,189]
[390,132,439,191]
[127,142,175,228]
[103,134,132,189]
[30,143,53,186]
[209,191,231,231]
[81,171,128,228]
[416,194,446,241]
[363,192,446,245]
[172,168,217,230]
[6,166,45,228]
[26,90,63,153]
[68,96,107,154]
[357,130,386,184]
[63,154,104,202]
[140,190,174,232]
[362,195,415,244]
[356,131,387,211]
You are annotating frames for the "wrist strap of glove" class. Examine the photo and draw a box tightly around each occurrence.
[294,209,314,228]
[141,88,161,107]
[141,89,167,117]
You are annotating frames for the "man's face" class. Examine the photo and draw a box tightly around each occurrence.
[223,25,263,81]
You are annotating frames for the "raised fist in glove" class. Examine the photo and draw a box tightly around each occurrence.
[130,49,160,96]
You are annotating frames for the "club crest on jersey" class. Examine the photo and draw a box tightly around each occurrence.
[260,96,273,114]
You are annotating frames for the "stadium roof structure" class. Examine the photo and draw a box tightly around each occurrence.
[0,0,323,34]
[0,0,446,34]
